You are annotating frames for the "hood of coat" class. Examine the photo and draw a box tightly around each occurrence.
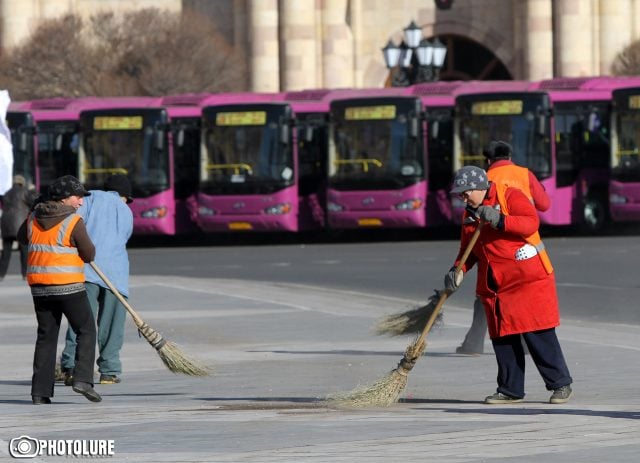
[32,201,77,230]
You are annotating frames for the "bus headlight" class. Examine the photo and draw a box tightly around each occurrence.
[141,206,168,218]
[609,193,628,204]
[394,198,423,210]
[198,206,216,215]
[264,203,291,215]
[327,202,344,212]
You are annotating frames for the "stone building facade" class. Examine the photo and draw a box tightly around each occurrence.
[2,0,640,92]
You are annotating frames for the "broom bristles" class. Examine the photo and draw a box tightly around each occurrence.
[157,341,213,377]
[327,368,408,407]
[326,345,422,407]
[374,290,444,336]
[138,322,212,376]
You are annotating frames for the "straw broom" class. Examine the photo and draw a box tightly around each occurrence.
[375,215,482,336]
[328,224,483,407]
[90,262,212,376]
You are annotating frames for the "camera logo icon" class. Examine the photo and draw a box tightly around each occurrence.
[9,436,40,458]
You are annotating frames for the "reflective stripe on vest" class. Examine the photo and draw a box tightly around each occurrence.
[495,182,554,274]
[27,213,86,285]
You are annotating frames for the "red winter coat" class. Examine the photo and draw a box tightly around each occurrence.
[454,183,559,338]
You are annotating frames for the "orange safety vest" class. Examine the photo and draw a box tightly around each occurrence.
[495,183,554,274]
[488,164,533,204]
[26,213,86,285]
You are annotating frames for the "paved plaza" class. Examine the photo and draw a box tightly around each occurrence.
[1,274,639,462]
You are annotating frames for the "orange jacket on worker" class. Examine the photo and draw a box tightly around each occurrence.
[455,183,560,339]
[26,214,86,285]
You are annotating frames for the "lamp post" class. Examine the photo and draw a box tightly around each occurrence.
[381,20,447,87]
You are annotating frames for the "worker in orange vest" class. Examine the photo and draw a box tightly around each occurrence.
[18,175,102,404]
[454,141,551,355]
[446,165,572,404]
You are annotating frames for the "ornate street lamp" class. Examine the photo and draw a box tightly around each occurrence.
[381,21,448,87]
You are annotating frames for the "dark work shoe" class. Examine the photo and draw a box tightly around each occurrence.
[32,396,52,405]
[456,346,482,356]
[484,392,523,404]
[72,382,102,403]
[550,385,572,404]
[63,369,74,387]
[99,374,121,384]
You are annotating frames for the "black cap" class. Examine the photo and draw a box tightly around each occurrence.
[48,175,91,201]
[104,174,133,204]
[484,140,512,160]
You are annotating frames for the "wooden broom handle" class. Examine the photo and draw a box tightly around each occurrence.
[89,261,144,327]
[415,222,484,348]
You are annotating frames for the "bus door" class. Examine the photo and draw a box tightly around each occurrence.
[553,101,610,230]
[36,120,80,192]
[170,116,200,233]
[296,112,328,229]
[7,112,37,189]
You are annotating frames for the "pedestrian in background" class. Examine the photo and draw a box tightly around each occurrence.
[18,175,101,404]
[454,141,551,355]
[1,175,37,281]
[446,165,572,404]
[61,174,133,385]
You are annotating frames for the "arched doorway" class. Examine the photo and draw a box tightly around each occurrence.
[435,34,512,81]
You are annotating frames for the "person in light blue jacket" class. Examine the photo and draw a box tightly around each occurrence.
[61,174,133,385]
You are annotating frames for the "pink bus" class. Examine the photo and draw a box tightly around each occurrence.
[76,97,184,235]
[194,92,324,232]
[326,88,428,230]
[326,83,472,231]
[412,81,468,226]
[609,85,640,222]
[160,93,211,234]
[7,98,95,192]
[454,77,639,232]
[279,89,334,230]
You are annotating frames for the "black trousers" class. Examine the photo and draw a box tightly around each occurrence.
[492,327,572,399]
[0,237,28,278]
[31,291,96,398]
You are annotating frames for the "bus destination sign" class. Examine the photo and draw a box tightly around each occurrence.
[471,100,523,115]
[93,116,143,130]
[216,111,266,126]
[345,105,396,120]
[629,95,640,109]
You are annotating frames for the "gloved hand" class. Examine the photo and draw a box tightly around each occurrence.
[476,205,502,228]
[444,266,463,293]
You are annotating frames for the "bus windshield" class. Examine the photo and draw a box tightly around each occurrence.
[457,94,551,179]
[81,111,170,198]
[329,100,423,190]
[613,110,640,182]
[201,107,293,195]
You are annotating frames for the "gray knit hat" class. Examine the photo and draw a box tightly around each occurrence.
[450,166,489,194]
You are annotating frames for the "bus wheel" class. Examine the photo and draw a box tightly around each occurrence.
[582,193,608,234]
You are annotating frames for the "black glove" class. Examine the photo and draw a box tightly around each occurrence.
[476,205,502,228]
[444,266,463,293]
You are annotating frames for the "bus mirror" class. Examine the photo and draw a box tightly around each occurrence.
[19,132,28,151]
[280,124,290,144]
[431,120,440,139]
[537,114,546,136]
[176,129,185,147]
[155,130,165,150]
[588,112,599,132]
[410,117,419,138]
[55,134,63,151]
[305,125,314,142]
